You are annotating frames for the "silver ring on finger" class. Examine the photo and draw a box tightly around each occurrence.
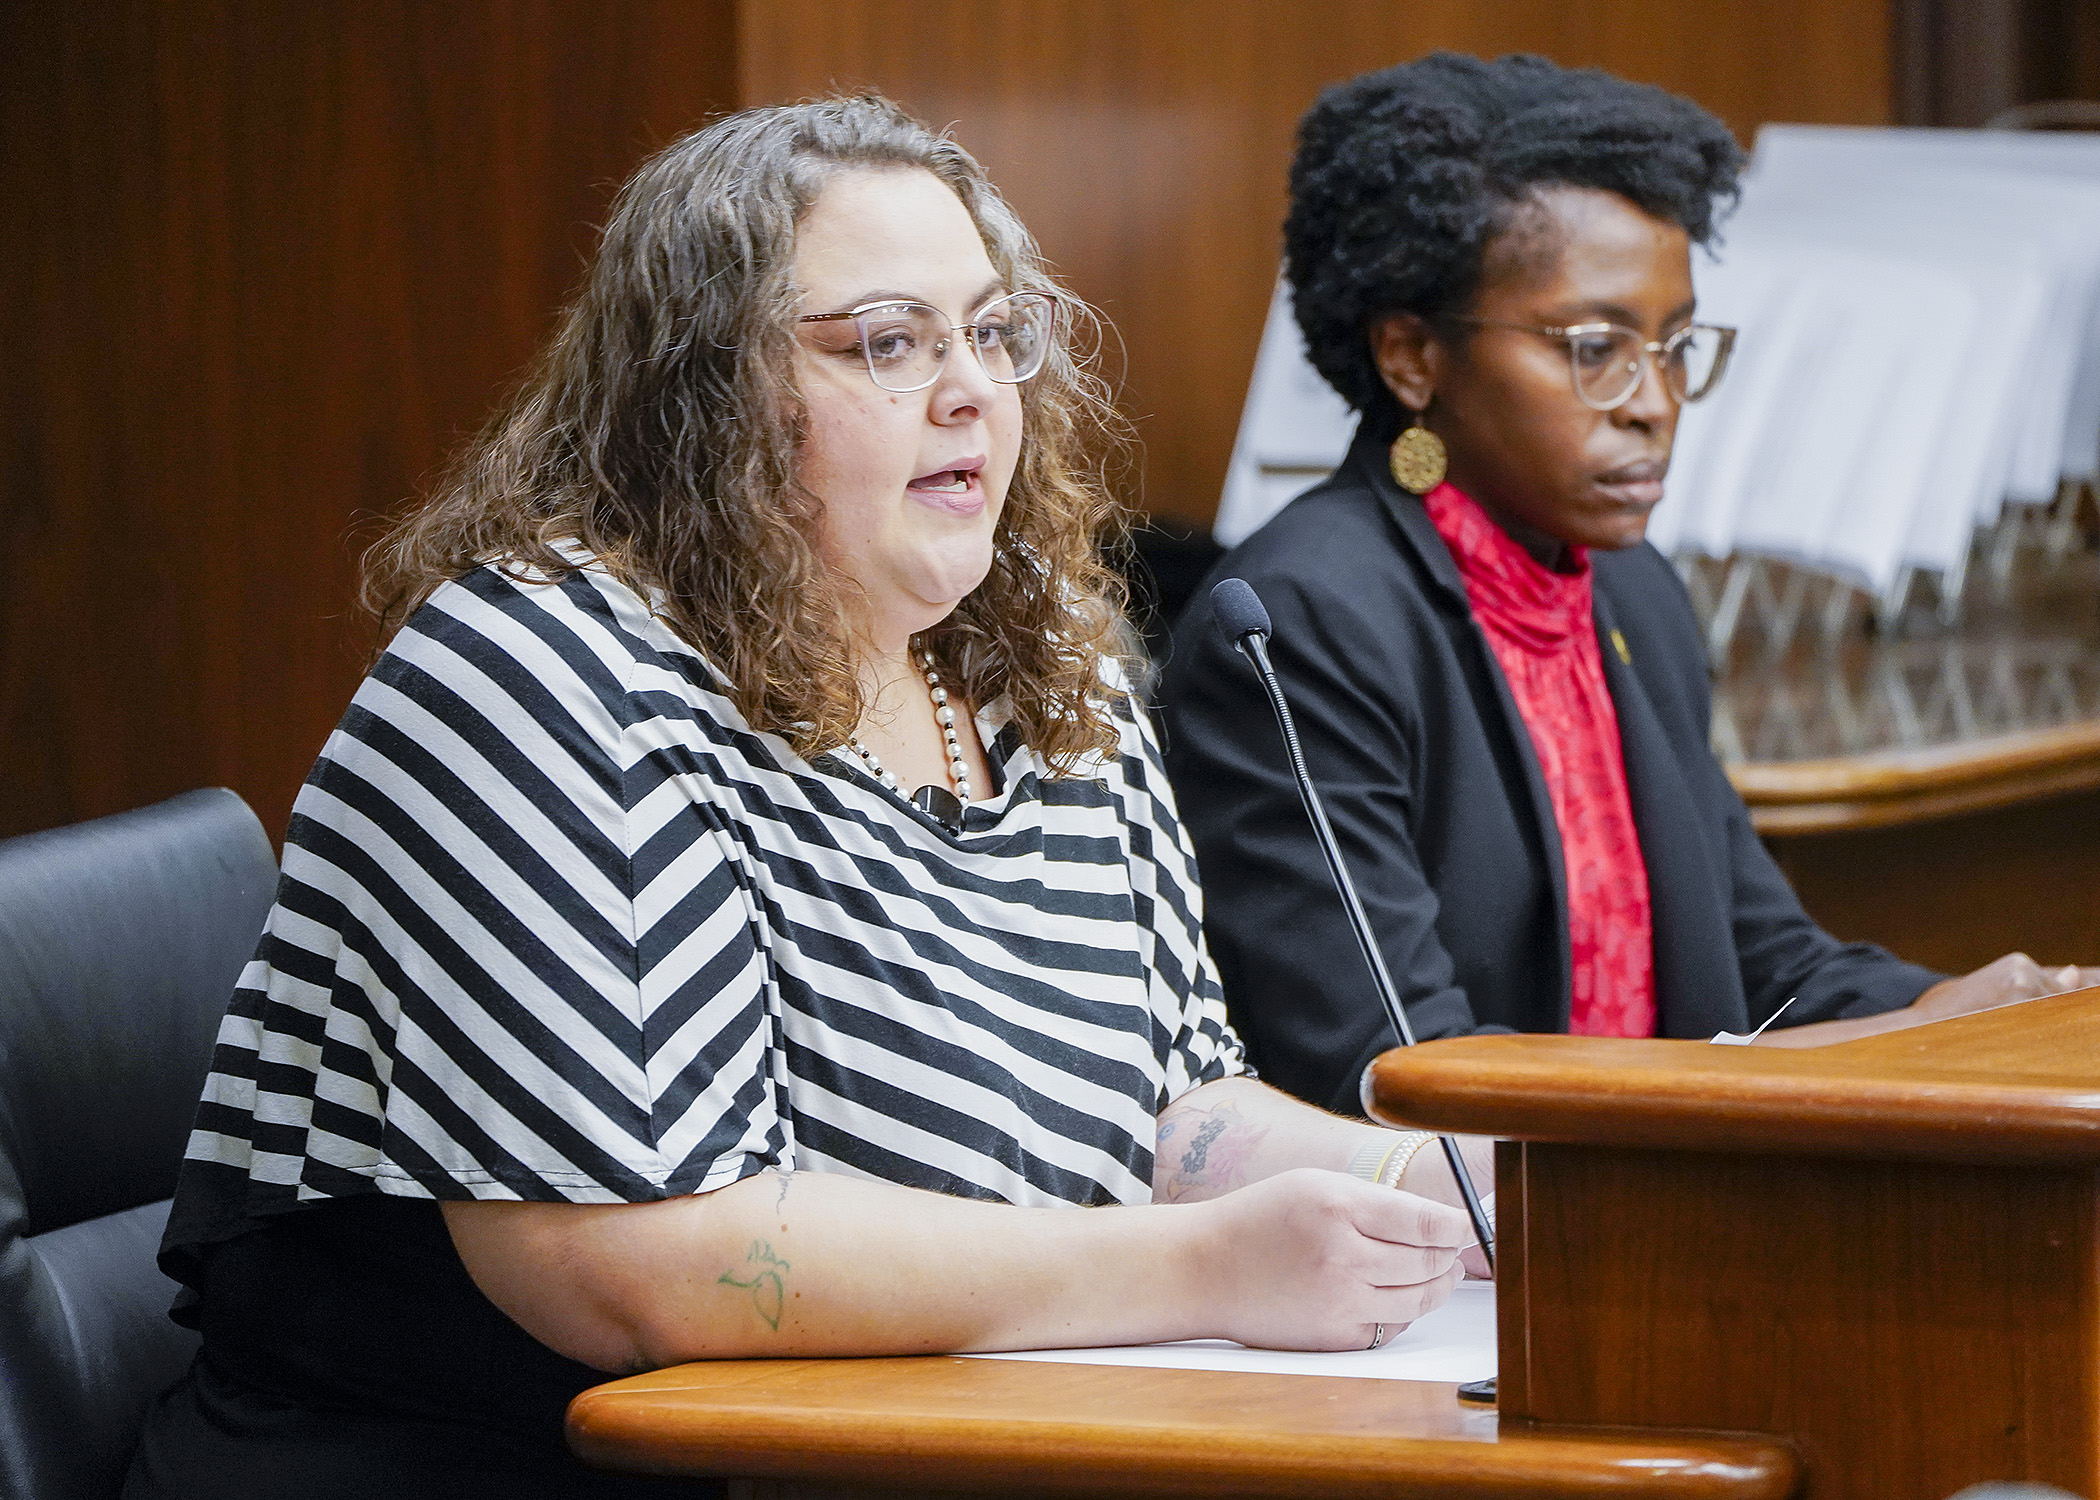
[1367,1323,1387,1351]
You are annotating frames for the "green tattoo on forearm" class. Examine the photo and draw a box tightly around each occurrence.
[718,1238,791,1331]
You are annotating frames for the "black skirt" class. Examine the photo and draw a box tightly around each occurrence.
[124,1194,719,1498]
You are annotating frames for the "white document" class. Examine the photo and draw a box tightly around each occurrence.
[964,1279,1496,1383]
[1712,994,1796,1045]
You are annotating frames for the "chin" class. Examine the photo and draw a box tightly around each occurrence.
[908,559,996,617]
[1578,507,1657,552]
[1589,525,1652,552]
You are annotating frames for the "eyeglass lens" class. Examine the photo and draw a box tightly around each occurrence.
[854,293,1056,393]
[1571,325,1731,408]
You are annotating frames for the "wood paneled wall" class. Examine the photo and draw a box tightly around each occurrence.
[1894,0,2100,125]
[4,0,1888,842]
[2,2,737,841]
[740,0,1894,527]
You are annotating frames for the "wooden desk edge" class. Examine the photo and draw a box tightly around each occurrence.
[1362,994,2100,1161]
[566,1362,1802,1499]
[1731,719,2100,833]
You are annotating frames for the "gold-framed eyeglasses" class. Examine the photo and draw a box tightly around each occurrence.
[1456,317,1737,411]
[797,291,1061,394]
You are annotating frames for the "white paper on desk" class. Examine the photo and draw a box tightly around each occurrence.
[965,1279,1496,1383]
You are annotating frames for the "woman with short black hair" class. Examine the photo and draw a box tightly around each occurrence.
[1164,53,2097,1114]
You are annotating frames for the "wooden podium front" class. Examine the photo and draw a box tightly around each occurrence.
[568,990,2099,1498]
[1365,986,2100,1500]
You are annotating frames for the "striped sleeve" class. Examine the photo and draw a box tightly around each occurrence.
[1114,695,1249,1107]
[182,568,783,1213]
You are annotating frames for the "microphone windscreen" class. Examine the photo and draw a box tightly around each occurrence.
[1210,577,1272,642]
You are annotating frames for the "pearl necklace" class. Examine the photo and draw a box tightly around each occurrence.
[845,649,973,804]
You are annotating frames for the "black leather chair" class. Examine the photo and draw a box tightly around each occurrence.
[0,789,276,1500]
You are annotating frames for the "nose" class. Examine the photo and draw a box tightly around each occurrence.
[927,331,1002,425]
[1613,347,1676,433]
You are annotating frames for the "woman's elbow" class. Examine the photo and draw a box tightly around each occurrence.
[439,1198,674,1373]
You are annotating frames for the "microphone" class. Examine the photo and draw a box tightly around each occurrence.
[1210,576,1495,1274]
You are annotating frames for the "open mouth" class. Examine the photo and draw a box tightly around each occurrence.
[907,458,987,508]
[910,470,974,494]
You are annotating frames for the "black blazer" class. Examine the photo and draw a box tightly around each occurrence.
[1160,426,1940,1115]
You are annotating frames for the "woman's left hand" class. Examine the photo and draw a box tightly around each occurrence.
[1398,1133,1496,1279]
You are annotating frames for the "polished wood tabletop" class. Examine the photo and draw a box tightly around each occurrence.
[1363,983,2100,1162]
[567,1354,1801,1498]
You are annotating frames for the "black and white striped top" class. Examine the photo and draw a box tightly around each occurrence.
[164,559,1244,1275]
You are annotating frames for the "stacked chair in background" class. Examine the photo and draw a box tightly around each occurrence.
[1657,125,2100,636]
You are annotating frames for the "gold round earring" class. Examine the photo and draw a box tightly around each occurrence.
[1388,407,1448,495]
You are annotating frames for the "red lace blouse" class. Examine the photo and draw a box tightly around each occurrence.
[1421,482,1657,1037]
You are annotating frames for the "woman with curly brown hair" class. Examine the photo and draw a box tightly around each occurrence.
[127,97,1477,1499]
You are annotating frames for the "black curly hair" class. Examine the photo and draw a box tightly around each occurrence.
[1284,52,1744,432]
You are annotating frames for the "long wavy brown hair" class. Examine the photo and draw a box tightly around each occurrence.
[363,96,1134,773]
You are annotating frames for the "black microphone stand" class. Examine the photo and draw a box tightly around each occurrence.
[1216,581,1495,1275]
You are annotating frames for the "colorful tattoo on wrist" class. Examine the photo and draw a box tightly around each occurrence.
[1159,1098,1270,1202]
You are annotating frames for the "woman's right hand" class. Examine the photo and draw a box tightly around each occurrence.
[1911,953,2100,1023]
[1759,952,2100,1048]
[1187,1167,1469,1352]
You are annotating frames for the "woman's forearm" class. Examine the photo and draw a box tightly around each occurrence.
[443,1162,1467,1372]
[446,1172,1195,1371]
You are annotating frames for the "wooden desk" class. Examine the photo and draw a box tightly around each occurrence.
[1731,722,2100,973]
[568,1355,1799,1498]
[1712,548,2100,972]
[1366,986,2100,1500]
[569,993,2099,1498]
[1748,777,2100,979]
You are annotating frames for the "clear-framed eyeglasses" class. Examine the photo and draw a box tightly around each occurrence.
[796,291,1061,394]
[1457,318,1738,411]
